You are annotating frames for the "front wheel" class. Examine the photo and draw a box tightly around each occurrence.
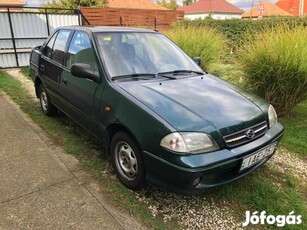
[39,84,56,116]
[110,132,145,190]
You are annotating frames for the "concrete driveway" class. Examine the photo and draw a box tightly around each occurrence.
[0,94,145,230]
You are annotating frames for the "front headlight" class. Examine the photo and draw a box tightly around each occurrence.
[160,132,219,154]
[268,105,277,128]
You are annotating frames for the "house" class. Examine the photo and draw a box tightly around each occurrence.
[107,0,167,10]
[276,0,307,16]
[177,0,243,20]
[242,2,293,19]
[0,0,25,11]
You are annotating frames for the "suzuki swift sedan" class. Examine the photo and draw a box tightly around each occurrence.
[30,26,284,194]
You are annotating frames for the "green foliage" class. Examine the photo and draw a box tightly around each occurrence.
[238,25,307,117]
[209,63,244,86]
[178,17,307,51]
[163,25,226,70]
[182,0,196,6]
[41,0,107,12]
[20,67,30,80]
[156,0,178,10]
[280,99,307,156]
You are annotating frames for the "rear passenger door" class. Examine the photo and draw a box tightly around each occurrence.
[40,29,72,100]
[60,30,104,138]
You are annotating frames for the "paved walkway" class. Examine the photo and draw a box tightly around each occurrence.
[0,94,145,230]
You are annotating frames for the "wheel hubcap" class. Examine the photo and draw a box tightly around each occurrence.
[115,141,138,181]
[41,89,48,111]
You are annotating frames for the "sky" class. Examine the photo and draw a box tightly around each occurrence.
[25,0,278,12]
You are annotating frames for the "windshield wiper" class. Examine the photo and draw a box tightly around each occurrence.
[112,73,156,80]
[156,70,204,79]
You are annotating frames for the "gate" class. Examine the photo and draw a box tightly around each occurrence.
[0,7,81,68]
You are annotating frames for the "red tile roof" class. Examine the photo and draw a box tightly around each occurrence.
[107,0,167,10]
[242,2,293,18]
[178,0,243,14]
[0,0,25,6]
[276,0,307,16]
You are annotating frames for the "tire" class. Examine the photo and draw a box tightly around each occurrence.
[39,84,57,116]
[110,132,145,190]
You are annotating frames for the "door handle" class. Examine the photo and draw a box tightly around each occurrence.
[62,78,67,84]
[40,65,45,72]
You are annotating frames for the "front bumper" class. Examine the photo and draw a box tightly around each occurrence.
[143,123,284,194]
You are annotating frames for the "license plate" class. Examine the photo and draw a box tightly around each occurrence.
[240,143,277,171]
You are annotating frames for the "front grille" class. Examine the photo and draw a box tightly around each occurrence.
[223,121,267,148]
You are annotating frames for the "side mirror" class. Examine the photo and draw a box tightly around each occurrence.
[192,57,201,66]
[71,63,100,82]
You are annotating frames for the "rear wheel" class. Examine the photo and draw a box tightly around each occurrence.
[39,84,56,116]
[110,132,145,190]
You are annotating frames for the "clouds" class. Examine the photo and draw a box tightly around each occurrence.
[228,0,278,11]
[26,0,49,7]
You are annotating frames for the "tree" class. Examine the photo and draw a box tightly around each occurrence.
[156,0,167,9]
[41,0,108,11]
[182,0,197,6]
[156,0,178,10]
[168,0,178,10]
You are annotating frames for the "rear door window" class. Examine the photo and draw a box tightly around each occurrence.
[42,29,71,64]
[51,29,71,64]
[42,32,57,59]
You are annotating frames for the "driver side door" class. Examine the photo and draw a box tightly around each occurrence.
[60,30,104,138]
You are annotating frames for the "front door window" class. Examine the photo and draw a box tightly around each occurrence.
[66,31,98,71]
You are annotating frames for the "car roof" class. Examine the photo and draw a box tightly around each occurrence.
[58,26,158,33]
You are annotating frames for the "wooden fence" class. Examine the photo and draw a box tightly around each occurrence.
[80,7,184,29]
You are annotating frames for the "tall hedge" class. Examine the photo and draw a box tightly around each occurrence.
[178,17,307,51]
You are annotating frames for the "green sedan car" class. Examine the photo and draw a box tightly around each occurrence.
[30,26,284,194]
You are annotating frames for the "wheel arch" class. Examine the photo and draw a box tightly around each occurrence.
[104,123,141,156]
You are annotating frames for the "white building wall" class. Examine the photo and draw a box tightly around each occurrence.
[184,13,242,20]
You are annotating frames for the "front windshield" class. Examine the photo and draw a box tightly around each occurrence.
[95,32,203,78]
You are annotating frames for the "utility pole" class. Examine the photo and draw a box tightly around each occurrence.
[299,0,304,16]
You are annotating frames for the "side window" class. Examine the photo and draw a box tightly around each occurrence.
[66,31,98,71]
[42,32,57,58]
[51,29,71,64]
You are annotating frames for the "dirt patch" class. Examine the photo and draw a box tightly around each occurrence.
[5,69,37,100]
[135,187,244,230]
[270,148,307,184]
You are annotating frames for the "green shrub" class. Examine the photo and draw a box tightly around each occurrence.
[162,25,226,70]
[178,16,307,51]
[238,26,307,117]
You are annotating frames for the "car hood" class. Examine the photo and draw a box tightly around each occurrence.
[118,75,268,135]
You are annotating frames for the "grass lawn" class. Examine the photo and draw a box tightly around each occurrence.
[1,68,306,229]
[279,101,307,156]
